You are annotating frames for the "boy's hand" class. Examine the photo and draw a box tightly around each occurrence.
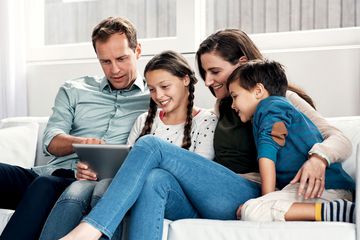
[76,162,97,181]
[236,204,243,220]
[290,155,327,199]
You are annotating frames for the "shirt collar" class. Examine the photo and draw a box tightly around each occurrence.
[100,73,147,93]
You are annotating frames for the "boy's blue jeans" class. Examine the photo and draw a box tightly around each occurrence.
[84,135,261,239]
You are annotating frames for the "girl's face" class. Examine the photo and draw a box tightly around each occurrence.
[228,80,259,123]
[200,52,240,99]
[146,69,189,116]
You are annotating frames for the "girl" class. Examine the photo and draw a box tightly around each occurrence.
[61,29,351,240]
[39,50,217,239]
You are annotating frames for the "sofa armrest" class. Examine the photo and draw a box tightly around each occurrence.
[355,143,360,240]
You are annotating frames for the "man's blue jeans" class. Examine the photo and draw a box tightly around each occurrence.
[39,180,122,240]
[84,135,261,239]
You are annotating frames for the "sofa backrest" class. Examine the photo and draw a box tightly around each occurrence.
[327,116,360,180]
[1,116,360,176]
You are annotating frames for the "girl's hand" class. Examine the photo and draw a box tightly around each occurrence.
[290,154,327,199]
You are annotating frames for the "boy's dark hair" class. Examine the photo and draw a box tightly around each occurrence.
[227,59,288,97]
[138,50,198,150]
[91,16,138,52]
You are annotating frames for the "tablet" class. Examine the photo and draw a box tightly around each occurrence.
[72,143,131,180]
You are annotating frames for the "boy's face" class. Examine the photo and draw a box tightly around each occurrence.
[229,80,259,123]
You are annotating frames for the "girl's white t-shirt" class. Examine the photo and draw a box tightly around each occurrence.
[127,108,218,160]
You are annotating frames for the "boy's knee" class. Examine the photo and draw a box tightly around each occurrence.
[241,198,271,222]
[241,198,289,222]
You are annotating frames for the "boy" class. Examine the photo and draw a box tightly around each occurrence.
[227,59,355,223]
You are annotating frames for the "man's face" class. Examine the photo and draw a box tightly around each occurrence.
[96,33,141,90]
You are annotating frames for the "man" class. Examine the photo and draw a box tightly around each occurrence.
[0,16,149,240]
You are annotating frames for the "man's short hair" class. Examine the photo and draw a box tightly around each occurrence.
[91,16,138,52]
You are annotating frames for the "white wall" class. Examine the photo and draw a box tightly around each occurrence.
[27,46,360,117]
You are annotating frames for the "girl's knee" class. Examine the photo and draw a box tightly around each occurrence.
[145,169,173,188]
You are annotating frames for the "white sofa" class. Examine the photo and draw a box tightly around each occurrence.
[0,116,359,240]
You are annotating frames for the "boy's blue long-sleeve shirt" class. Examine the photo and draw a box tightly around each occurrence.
[252,96,354,191]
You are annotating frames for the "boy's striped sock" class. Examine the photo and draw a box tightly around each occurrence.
[315,199,355,223]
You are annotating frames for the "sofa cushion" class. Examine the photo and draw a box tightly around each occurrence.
[0,123,39,168]
[327,116,360,179]
[167,219,355,240]
[0,117,51,166]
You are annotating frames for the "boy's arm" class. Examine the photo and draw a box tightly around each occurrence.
[259,157,276,195]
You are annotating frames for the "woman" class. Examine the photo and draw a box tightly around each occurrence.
[61,29,351,240]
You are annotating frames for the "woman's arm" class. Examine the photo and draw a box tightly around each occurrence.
[286,90,352,199]
[286,90,352,164]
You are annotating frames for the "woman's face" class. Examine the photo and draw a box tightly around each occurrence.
[200,52,240,99]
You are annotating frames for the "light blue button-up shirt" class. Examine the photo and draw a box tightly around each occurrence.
[33,74,149,175]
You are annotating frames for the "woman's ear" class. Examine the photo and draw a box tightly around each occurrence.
[238,56,248,65]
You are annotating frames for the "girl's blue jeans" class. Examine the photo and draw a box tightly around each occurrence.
[84,135,261,239]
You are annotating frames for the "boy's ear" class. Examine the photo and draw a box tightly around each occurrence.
[238,56,248,65]
[254,83,267,99]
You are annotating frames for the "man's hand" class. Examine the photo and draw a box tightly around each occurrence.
[48,135,105,157]
[290,154,327,199]
[79,138,105,145]
[76,162,97,181]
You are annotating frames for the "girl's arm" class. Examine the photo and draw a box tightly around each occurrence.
[126,112,148,145]
[191,110,218,160]
[259,157,276,195]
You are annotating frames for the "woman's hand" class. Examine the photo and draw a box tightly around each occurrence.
[76,162,97,181]
[290,154,327,199]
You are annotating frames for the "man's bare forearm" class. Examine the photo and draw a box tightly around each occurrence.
[47,134,85,157]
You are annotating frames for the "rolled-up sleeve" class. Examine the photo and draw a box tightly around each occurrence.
[43,83,75,155]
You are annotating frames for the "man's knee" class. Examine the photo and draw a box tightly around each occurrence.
[59,180,96,202]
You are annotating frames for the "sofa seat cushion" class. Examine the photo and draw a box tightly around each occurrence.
[167,219,355,240]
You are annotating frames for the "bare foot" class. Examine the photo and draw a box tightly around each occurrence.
[59,222,102,240]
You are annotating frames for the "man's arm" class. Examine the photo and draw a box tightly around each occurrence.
[47,133,104,157]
